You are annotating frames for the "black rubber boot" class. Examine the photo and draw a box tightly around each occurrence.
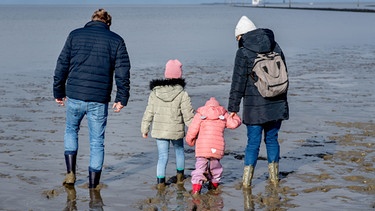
[157,177,166,190]
[63,153,77,185]
[88,170,102,189]
[65,154,77,174]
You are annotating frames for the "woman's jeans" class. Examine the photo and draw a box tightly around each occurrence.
[156,139,185,179]
[244,120,282,167]
[64,98,108,172]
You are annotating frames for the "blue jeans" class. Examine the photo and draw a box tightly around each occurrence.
[156,139,185,179]
[244,120,282,167]
[64,98,108,172]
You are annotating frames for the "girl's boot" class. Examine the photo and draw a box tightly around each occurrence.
[268,162,279,185]
[63,153,77,185]
[176,169,184,185]
[242,165,254,189]
[88,170,102,189]
[192,184,202,196]
[209,181,219,190]
[157,177,166,190]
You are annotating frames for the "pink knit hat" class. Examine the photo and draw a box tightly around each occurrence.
[164,59,183,79]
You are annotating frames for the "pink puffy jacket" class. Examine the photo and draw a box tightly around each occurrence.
[186,97,241,159]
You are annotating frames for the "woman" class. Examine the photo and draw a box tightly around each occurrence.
[228,16,289,188]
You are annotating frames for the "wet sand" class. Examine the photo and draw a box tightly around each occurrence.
[0,44,374,210]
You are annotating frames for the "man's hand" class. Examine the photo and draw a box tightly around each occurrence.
[142,133,148,138]
[112,102,124,113]
[55,98,66,106]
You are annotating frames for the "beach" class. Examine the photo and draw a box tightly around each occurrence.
[0,4,374,210]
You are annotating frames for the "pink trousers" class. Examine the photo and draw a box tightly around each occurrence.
[191,157,223,185]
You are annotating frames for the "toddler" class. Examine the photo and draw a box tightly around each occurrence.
[186,97,241,195]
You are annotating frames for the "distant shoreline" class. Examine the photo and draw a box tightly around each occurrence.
[202,2,375,13]
[233,5,375,13]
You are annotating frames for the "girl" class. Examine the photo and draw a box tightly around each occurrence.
[186,97,241,195]
[141,59,194,189]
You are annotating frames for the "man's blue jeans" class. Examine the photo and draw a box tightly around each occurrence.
[244,120,282,167]
[64,98,108,172]
[156,139,185,179]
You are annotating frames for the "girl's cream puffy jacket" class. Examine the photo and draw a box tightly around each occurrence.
[186,97,241,159]
[141,78,194,140]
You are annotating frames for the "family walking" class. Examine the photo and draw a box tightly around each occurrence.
[53,8,288,197]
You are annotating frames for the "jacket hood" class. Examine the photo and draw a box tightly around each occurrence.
[241,28,276,53]
[149,78,186,90]
[197,97,227,120]
[150,78,186,102]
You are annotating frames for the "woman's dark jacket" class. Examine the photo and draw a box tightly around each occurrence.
[53,21,131,105]
[228,28,289,125]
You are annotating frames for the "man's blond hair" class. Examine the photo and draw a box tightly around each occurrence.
[92,8,112,26]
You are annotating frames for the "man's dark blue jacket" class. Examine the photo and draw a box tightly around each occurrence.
[53,21,131,105]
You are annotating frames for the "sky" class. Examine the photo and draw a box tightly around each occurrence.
[0,0,372,5]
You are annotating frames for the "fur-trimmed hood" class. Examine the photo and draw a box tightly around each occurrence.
[149,78,186,90]
[149,78,186,103]
[141,77,194,140]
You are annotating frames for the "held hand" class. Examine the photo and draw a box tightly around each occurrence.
[229,112,237,117]
[55,98,66,106]
[142,133,148,138]
[112,102,124,113]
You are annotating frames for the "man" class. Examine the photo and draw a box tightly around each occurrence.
[53,8,131,189]
[228,16,289,188]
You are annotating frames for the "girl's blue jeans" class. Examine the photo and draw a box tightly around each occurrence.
[156,138,185,179]
[244,120,282,167]
[64,98,108,172]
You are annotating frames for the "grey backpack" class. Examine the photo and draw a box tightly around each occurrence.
[251,52,288,97]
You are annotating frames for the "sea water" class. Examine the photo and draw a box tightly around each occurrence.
[0,4,374,73]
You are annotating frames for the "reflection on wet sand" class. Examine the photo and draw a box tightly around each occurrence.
[89,189,104,211]
[64,185,76,211]
[62,185,104,211]
[243,188,254,211]
[134,180,225,211]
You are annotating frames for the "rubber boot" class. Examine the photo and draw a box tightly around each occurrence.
[63,153,77,185]
[210,182,219,190]
[191,184,202,196]
[176,169,184,185]
[268,162,279,185]
[242,165,254,189]
[157,177,166,190]
[88,170,102,189]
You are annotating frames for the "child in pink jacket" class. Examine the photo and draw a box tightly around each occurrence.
[186,97,241,195]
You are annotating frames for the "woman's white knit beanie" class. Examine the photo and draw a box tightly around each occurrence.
[235,16,257,37]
